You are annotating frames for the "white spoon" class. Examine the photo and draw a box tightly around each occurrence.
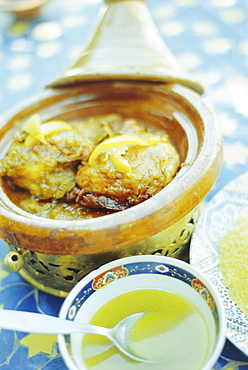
[0,309,150,362]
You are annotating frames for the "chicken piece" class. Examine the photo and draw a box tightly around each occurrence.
[0,114,180,215]
[0,128,93,200]
[72,114,121,144]
[70,130,180,210]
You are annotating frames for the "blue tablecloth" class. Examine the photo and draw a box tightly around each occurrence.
[1,0,248,368]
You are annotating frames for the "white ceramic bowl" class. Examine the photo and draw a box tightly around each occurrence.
[58,255,226,370]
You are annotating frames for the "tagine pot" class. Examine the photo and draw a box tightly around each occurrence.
[0,0,222,297]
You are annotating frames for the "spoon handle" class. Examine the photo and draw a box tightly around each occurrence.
[0,309,107,335]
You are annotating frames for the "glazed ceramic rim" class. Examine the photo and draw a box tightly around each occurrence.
[0,83,222,232]
[58,255,226,370]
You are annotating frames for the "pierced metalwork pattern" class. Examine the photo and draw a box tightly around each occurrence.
[5,206,200,297]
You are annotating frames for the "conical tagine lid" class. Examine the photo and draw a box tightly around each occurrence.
[47,0,204,94]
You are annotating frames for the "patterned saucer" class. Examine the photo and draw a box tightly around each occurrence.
[190,171,248,356]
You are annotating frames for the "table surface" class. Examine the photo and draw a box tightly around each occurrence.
[1,0,248,369]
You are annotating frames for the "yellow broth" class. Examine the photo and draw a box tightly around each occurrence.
[82,289,210,369]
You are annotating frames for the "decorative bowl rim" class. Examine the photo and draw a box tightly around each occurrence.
[58,255,226,370]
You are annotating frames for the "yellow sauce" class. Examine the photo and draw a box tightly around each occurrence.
[82,289,210,370]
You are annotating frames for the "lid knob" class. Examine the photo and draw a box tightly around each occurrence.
[47,0,204,94]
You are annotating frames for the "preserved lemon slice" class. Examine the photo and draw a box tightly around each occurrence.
[110,154,131,175]
[40,120,73,136]
[24,135,39,148]
[23,114,73,147]
[88,135,145,166]
[23,114,47,146]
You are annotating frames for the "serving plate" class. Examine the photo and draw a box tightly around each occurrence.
[190,171,248,356]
